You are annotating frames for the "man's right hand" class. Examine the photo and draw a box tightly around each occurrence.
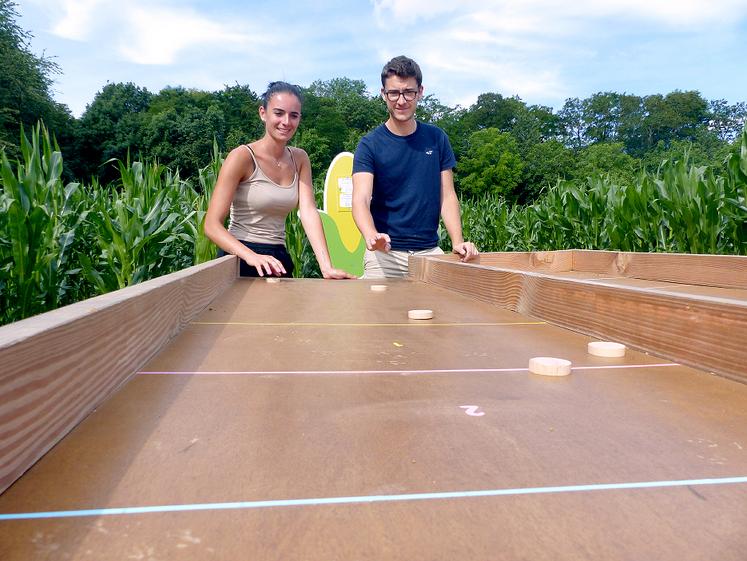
[366,232,391,252]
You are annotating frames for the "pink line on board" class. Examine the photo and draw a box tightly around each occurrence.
[138,363,680,376]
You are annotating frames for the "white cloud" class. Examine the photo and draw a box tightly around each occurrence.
[373,0,747,29]
[50,0,104,40]
[117,5,255,65]
[420,49,568,107]
[47,0,268,65]
[370,0,747,108]
[371,0,457,25]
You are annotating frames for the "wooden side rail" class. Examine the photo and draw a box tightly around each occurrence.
[470,250,747,289]
[410,252,747,384]
[0,256,237,494]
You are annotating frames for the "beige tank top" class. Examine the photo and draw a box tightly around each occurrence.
[227,145,299,245]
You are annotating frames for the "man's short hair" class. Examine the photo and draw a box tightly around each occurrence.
[380,56,422,88]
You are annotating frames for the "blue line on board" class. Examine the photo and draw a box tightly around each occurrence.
[2,476,746,521]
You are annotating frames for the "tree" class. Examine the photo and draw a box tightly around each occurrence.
[293,128,330,192]
[583,92,622,144]
[143,104,225,177]
[512,104,559,148]
[708,99,747,143]
[558,97,586,149]
[77,82,152,180]
[519,140,576,203]
[572,142,639,185]
[461,93,527,132]
[0,0,73,157]
[641,135,731,173]
[640,90,709,152]
[456,128,524,201]
[297,92,347,169]
[213,83,262,148]
[307,77,384,133]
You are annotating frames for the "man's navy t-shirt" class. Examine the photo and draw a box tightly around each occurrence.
[353,121,456,251]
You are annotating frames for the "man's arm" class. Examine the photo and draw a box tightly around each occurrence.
[440,169,478,261]
[352,171,391,252]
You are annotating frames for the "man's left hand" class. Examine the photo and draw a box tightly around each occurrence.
[452,242,479,262]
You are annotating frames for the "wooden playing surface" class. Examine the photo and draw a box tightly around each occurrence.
[2,274,747,560]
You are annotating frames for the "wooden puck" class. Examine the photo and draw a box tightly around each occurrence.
[588,341,626,357]
[408,309,433,320]
[370,284,388,292]
[265,277,281,283]
[528,357,572,376]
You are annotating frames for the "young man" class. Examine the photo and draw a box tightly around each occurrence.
[352,55,478,278]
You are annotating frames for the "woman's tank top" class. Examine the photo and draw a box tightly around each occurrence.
[227,145,299,245]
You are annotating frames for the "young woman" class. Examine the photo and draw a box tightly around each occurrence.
[204,81,354,279]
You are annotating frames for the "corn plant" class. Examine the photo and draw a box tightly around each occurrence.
[285,211,320,278]
[0,124,92,323]
[459,128,747,256]
[79,157,196,292]
[722,129,747,253]
[192,139,223,264]
[455,192,512,252]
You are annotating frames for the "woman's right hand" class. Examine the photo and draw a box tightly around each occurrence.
[243,252,286,277]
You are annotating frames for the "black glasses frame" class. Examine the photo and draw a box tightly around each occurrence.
[383,89,419,102]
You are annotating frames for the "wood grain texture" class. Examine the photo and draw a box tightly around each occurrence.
[410,252,747,383]
[572,250,747,288]
[433,249,747,288]
[2,278,747,560]
[0,256,236,494]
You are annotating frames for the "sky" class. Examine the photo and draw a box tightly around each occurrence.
[16,0,747,118]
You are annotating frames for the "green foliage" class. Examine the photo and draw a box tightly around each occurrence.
[519,140,575,202]
[457,128,524,200]
[454,192,514,252]
[458,129,747,255]
[79,158,196,292]
[192,139,223,264]
[285,211,320,279]
[308,78,385,133]
[0,123,90,322]
[76,82,152,180]
[572,142,639,185]
[2,5,747,324]
[143,103,226,178]
[293,128,330,183]
[708,99,747,143]
[640,136,731,174]
[0,0,73,158]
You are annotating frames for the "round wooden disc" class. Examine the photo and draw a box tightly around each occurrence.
[588,341,627,357]
[528,357,572,376]
[408,309,434,320]
[370,284,388,292]
[265,277,281,284]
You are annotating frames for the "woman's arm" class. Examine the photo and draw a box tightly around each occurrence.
[294,148,356,279]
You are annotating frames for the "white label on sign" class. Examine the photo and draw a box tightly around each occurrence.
[338,177,353,209]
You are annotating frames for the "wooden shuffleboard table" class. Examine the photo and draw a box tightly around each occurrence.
[1,250,747,560]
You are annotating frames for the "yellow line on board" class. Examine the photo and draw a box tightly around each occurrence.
[191,321,547,327]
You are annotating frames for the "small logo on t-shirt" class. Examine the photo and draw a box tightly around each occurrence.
[425,149,433,155]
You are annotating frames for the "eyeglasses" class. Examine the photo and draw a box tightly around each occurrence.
[383,89,419,102]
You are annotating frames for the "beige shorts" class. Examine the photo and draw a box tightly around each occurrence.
[362,247,445,279]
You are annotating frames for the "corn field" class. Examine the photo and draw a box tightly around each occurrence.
[0,125,216,325]
[2,125,746,326]
[457,129,747,255]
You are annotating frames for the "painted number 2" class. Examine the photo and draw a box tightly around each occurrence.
[459,405,485,417]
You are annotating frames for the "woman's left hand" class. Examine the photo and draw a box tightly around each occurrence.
[321,267,358,279]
